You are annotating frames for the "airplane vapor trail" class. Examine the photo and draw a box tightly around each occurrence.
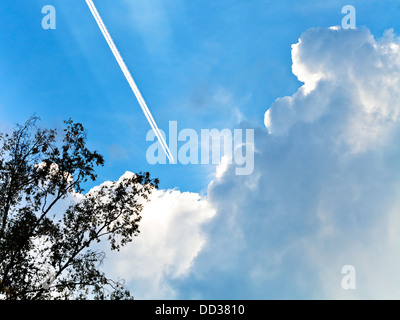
[85,0,174,163]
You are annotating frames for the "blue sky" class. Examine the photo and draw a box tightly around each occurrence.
[2,0,400,299]
[2,0,398,193]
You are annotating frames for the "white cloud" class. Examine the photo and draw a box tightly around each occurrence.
[172,27,400,299]
[102,186,215,299]
[25,170,215,299]
[265,28,400,154]
[83,26,400,300]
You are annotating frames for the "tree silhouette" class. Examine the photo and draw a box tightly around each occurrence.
[0,117,158,299]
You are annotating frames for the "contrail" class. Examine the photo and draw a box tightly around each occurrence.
[85,0,174,163]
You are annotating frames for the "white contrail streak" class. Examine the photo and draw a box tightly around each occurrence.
[85,0,174,163]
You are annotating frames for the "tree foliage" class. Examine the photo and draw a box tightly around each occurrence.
[0,117,159,299]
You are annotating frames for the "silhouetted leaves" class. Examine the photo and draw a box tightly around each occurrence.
[0,117,158,299]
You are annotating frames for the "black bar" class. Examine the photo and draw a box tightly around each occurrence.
[0,300,369,318]
[0,300,253,318]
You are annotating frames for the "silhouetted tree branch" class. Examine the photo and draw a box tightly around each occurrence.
[0,117,158,299]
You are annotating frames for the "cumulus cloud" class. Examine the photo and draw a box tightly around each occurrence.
[172,27,400,299]
[265,27,400,153]
[87,26,400,300]
[102,186,215,299]
[25,169,215,299]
